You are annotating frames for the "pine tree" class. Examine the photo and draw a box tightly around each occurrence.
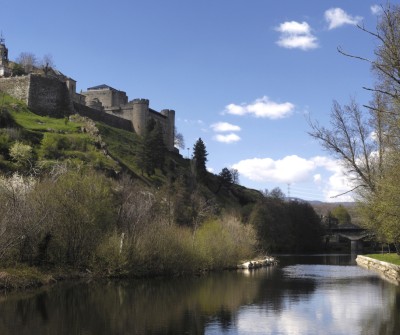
[193,138,208,180]
[135,119,167,176]
[149,122,166,171]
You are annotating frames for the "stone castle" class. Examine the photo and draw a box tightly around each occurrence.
[0,37,176,151]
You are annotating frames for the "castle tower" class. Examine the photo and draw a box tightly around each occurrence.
[0,33,11,77]
[131,99,149,136]
[160,109,175,150]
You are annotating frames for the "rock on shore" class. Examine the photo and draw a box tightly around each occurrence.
[237,256,277,269]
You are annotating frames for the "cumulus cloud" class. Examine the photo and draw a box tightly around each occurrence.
[232,154,355,202]
[276,21,318,50]
[225,96,294,119]
[371,5,383,15]
[314,174,322,183]
[325,8,362,30]
[214,133,241,144]
[210,122,241,132]
[314,156,355,201]
[232,155,315,184]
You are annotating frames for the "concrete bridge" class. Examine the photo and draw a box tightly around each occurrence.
[325,223,373,253]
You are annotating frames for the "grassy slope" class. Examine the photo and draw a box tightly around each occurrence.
[1,94,120,172]
[1,93,261,209]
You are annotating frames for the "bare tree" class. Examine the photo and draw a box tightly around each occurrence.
[230,168,239,185]
[40,54,55,76]
[174,128,185,150]
[308,99,377,195]
[116,175,156,246]
[0,174,48,262]
[16,52,37,73]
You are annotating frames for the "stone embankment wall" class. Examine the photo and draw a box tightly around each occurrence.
[356,255,400,285]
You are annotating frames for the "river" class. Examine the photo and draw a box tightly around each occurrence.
[0,254,399,335]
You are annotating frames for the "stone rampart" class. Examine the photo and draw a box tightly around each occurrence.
[28,74,72,117]
[0,74,72,117]
[356,255,400,285]
[0,75,30,103]
[73,102,133,132]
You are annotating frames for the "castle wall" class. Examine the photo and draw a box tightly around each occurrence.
[84,89,113,108]
[0,75,73,117]
[73,102,133,132]
[28,75,72,117]
[105,105,133,121]
[83,88,128,108]
[0,75,31,103]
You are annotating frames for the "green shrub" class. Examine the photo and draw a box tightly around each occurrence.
[39,133,91,159]
[0,108,16,128]
[195,216,256,269]
[40,170,118,267]
[93,232,128,274]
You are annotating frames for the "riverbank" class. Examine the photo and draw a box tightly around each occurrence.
[1,256,278,292]
[0,266,95,291]
[356,255,400,285]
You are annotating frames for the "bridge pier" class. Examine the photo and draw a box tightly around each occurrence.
[351,240,363,253]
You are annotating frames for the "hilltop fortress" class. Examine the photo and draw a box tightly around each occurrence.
[0,38,175,151]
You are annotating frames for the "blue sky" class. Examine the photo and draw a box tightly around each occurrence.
[1,0,387,201]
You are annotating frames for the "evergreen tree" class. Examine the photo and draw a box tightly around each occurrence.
[149,122,166,172]
[135,119,168,176]
[218,167,233,186]
[193,138,208,180]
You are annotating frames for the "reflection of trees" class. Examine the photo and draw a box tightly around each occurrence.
[253,267,317,312]
[1,264,398,335]
[0,271,263,335]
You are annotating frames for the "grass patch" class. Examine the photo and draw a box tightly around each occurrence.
[366,253,400,266]
[11,110,82,133]
[97,122,159,182]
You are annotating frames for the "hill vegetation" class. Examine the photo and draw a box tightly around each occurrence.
[0,92,324,282]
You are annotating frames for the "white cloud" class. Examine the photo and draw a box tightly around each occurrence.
[324,8,362,30]
[214,133,241,143]
[232,154,355,202]
[312,156,355,202]
[225,96,294,119]
[276,21,318,50]
[371,5,382,15]
[210,122,241,132]
[314,174,322,183]
[232,155,315,184]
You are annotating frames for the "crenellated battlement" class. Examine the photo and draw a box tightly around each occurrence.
[131,98,150,105]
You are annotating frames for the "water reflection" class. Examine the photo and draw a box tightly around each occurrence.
[0,255,399,335]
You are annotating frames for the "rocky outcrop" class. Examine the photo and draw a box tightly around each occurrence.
[237,256,277,269]
[356,255,400,285]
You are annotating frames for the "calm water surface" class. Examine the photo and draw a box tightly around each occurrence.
[0,255,399,335]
